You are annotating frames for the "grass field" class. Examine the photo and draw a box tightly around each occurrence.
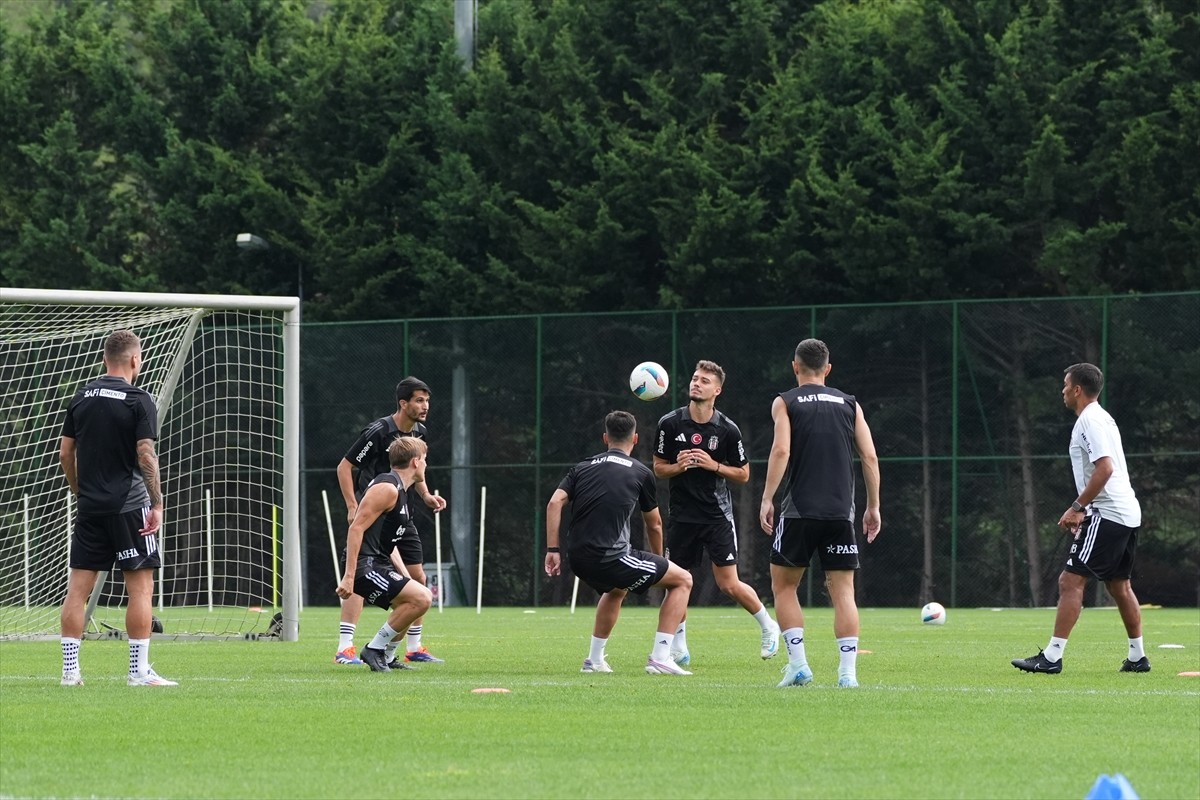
[2,605,1198,799]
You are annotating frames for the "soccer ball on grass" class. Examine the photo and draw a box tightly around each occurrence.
[921,602,946,625]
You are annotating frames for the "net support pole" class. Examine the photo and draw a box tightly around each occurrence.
[280,301,301,640]
[205,489,214,612]
[570,576,580,614]
[475,485,486,614]
[22,495,31,608]
[434,490,443,613]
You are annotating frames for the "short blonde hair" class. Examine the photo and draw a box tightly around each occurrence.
[104,330,141,364]
[388,436,428,468]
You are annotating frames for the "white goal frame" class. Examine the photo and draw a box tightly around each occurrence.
[0,287,301,641]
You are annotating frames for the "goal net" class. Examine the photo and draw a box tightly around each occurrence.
[0,288,300,640]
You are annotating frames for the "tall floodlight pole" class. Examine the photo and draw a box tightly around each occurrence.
[454,0,476,70]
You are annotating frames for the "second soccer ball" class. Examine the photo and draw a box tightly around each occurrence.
[921,602,947,625]
[629,362,669,401]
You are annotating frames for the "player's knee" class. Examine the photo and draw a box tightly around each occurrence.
[1058,571,1086,594]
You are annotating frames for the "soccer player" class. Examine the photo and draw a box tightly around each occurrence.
[1012,363,1148,675]
[58,330,176,686]
[545,411,694,675]
[653,360,780,666]
[336,437,433,672]
[760,339,882,689]
[334,377,447,665]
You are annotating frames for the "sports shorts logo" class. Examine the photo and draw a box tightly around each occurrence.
[691,433,703,445]
[388,571,403,581]
[366,590,383,604]
[826,544,859,555]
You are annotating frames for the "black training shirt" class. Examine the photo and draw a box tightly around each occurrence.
[355,472,411,564]
[343,415,428,497]
[60,375,157,515]
[558,449,657,562]
[654,406,748,524]
[778,384,858,521]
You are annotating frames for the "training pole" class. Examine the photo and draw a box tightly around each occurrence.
[321,490,342,602]
[476,485,486,614]
[570,575,580,614]
[434,490,443,612]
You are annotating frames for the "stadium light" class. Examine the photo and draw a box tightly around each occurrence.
[236,232,270,251]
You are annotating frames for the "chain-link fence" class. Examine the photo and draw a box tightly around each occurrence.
[300,293,1199,610]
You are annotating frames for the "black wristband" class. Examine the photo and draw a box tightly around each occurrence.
[546,547,560,553]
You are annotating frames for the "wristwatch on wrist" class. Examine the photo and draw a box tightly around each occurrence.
[1070,500,1084,513]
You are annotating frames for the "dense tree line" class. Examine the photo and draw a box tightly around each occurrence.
[2,0,1197,320]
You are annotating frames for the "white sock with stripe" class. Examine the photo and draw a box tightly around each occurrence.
[673,621,688,652]
[407,624,422,652]
[651,632,674,663]
[1128,636,1145,661]
[338,623,355,651]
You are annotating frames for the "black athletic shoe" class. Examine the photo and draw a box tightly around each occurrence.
[385,658,416,671]
[360,646,391,672]
[1119,656,1151,673]
[1011,650,1062,674]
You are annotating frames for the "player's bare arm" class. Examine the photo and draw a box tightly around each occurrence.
[544,488,568,576]
[687,449,749,483]
[59,436,79,495]
[853,405,882,542]
[389,548,411,578]
[336,482,398,599]
[137,437,163,535]
[1058,456,1114,532]
[759,396,791,534]
[643,508,664,556]
[653,454,692,479]
[336,458,358,524]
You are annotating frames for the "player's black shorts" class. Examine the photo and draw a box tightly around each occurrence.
[1064,515,1139,581]
[668,519,739,569]
[69,507,161,571]
[396,524,423,567]
[352,558,411,610]
[770,517,859,570]
[570,549,669,595]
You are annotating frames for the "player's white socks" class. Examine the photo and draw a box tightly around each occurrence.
[369,623,399,651]
[61,637,81,675]
[751,606,774,631]
[673,621,688,652]
[129,638,149,677]
[338,623,356,651]
[837,636,858,678]
[384,642,400,663]
[651,631,674,663]
[589,636,608,664]
[407,624,422,652]
[1044,636,1068,662]
[1128,636,1145,660]
[783,627,807,666]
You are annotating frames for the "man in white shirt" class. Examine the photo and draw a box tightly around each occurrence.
[1012,363,1148,675]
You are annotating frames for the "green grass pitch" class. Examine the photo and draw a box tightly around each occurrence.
[1,606,1197,799]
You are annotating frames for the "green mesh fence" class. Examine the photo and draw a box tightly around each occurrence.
[300,293,1199,610]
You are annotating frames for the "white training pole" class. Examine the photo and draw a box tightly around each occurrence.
[476,485,486,614]
[320,490,341,591]
[205,489,215,612]
[22,494,31,608]
[434,490,443,612]
[570,576,580,614]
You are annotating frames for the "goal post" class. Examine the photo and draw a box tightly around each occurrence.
[0,287,301,641]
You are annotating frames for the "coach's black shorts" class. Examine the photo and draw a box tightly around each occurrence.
[70,507,161,571]
[352,559,411,610]
[570,549,669,595]
[396,524,423,567]
[668,519,739,570]
[770,517,860,570]
[1064,515,1139,581]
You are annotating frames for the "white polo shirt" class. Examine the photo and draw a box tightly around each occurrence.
[1070,401,1141,527]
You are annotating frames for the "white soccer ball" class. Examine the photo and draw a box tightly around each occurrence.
[921,602,947,625]
[629,361,669,401]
